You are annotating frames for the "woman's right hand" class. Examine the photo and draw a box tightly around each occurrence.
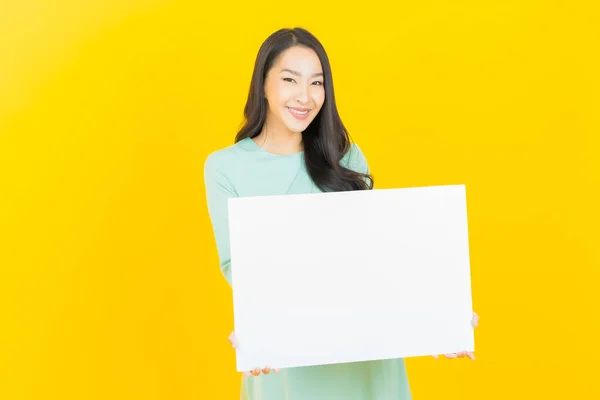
[228,330,280,377]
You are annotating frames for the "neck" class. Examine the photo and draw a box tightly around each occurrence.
[253,118,303,156]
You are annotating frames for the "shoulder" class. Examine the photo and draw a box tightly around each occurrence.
[203,143,243,191]
[340,142,369,174]
[204,140,244,175]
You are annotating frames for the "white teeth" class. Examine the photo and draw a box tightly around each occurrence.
[287,107,309,115]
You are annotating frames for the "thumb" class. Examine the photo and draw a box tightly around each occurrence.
[228,331,238,348]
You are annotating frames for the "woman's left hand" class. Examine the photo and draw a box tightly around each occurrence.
[432,311,480,360]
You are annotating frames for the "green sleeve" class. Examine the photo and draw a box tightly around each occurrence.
[203,153,237,286]
[341,143,370,174]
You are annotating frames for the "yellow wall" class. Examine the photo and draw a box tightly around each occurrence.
[1,1,598,398]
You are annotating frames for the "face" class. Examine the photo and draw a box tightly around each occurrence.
[263,46,325,134]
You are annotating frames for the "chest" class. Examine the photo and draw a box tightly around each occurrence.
[232,163,321,197]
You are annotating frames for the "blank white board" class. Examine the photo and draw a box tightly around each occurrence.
[228,184,474,372]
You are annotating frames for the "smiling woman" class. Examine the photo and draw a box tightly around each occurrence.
[233,28,373,192]
[255,47,326,149]
[203,27,478,400]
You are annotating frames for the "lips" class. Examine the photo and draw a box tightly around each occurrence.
[287,106,311,112]
[286,106,311,120]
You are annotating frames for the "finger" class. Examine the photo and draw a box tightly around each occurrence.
[432,354,439,359]
[243,371,251,377]
[228,332,238,348]
[274,368,280,373]
[262,366,271,375]
[251,367,261,376]
[457,351,466,358]
[444,353,457,359]
[466,352,476,360]
[472,312,480,328]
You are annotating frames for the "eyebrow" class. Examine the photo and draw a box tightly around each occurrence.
[280,68,324,78]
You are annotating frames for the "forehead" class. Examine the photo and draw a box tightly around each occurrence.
[273,46,323,72]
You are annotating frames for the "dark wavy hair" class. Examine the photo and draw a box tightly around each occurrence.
[234,27,374,192]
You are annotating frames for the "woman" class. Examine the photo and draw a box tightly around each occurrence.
[204,27,479,400]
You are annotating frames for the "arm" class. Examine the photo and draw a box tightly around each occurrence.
[205,156,279,376]
[203,153,237,286]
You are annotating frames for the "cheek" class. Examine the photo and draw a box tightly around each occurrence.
[313,89,325,109]
[269,83,296,107]
[265,80,283,101]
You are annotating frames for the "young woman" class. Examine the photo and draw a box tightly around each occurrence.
[204,27,480,400]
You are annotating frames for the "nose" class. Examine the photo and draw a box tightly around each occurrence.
[295,84,309,104]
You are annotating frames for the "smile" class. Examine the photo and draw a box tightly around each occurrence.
[286,107,311,120]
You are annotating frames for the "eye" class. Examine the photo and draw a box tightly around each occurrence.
[312,81,323,86]
[283,77,296,83]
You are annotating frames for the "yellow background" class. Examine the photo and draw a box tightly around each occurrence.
[1,1,598,399]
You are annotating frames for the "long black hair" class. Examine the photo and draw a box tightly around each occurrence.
[235,27,374,192]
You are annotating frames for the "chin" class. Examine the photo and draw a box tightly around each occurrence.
[284,118,315,133]
[287,125,307,134]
